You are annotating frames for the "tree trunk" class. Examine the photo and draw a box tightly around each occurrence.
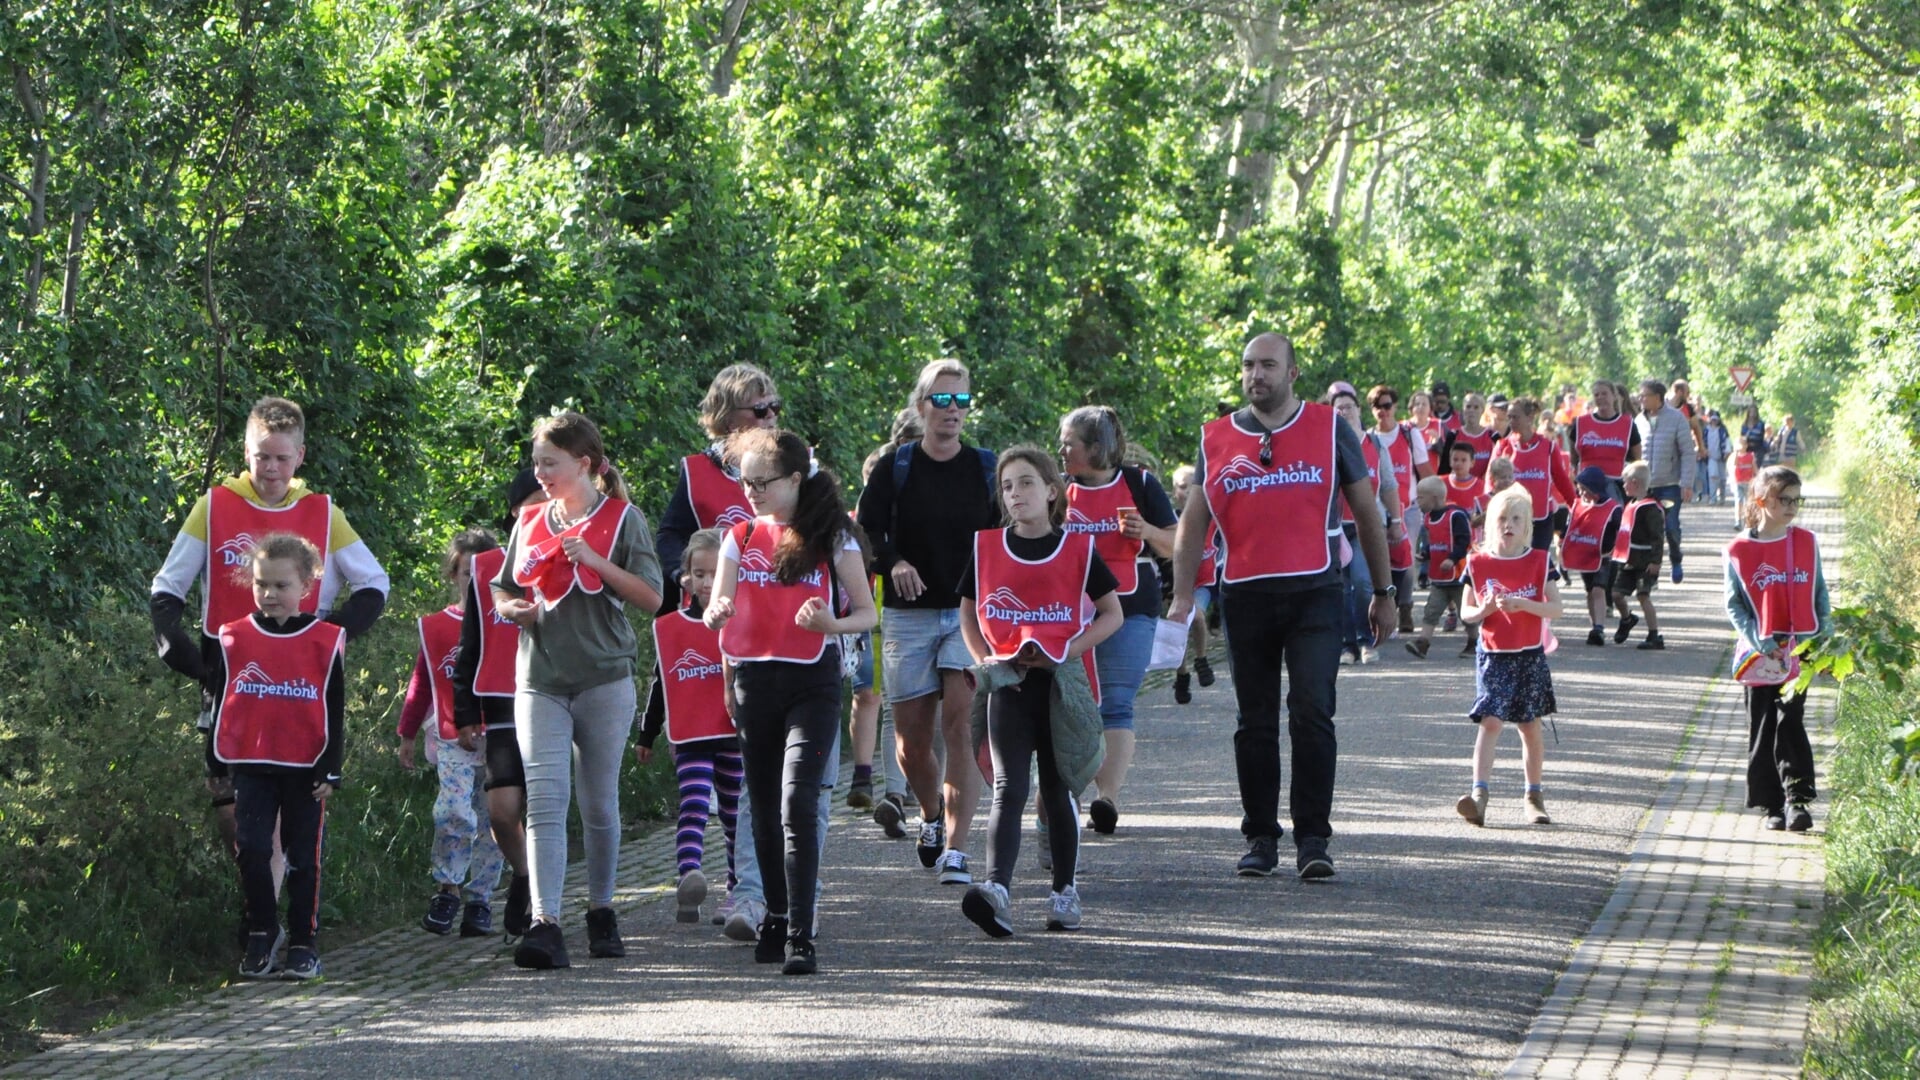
[59,195,93,320]
[1358,136,1393,241]
[1216,15,1282,241]
[12,62,48,326]
[1324,102,1357,228]
[709,0,753,97]
[1286,118,1339,220]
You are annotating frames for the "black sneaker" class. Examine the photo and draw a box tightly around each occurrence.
[512,920,570,969]
[1614,613,1639,644]
[756,915,790,964]
[422,890,460,936]
[1787,804,1813,833]
[873,792,908,839]
[1088,797,1118,835]
[460,900,493,938]
[281,945,322,981]
[1173,671,1192,705]
[846,777,873,810]
[585,907,626,958]
[1586,627,1606,646]
[1194,656,1216,687]
[503,874,532,940]
[782,932,817,976]
[239,929,284,978]
[1296,838,1335,881]
[1636,633,1666,651]
[916,813,946,869]
[1763,810,1787,831]
[1237,836,1280,877]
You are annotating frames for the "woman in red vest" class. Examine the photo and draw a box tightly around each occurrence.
[397,529,507,940]
[1725,467,1830,832]
[706,429,877,975]
[1457,486,1563,828]
[655,364,783,610]
[958,447,1123,936]
[1488,396,1575,553]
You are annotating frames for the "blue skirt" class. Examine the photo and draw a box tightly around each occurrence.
[1469,648,1557,724]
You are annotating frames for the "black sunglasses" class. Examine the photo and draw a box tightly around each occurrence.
[1259,431,1273,468]
[925,392,974,410]
[747,400,783,419]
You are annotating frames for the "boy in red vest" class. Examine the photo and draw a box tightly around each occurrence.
[1608,462,1666,649]
[1563,466,1624,646]
[149,397,389,924]
[1405,477,1471,659]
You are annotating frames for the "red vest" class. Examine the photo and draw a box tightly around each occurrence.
[1573,412,1633,479]
[466,547,519,698]
[973,530,1094,663]
[683,452,754,530]
[418,607,464,740]
[215,616,343,768]
[1610,498,1661,563]
[1438,410,1463,435]
[1444,475,1483,515]
[1200,405,1341,583]
[719,519,833,663]
[512,497,629,609]
[204,485,331,632]
[1732,451,1756,484]
[652,609,734,743]
[1065,472,1143,594]
[1562,498,1620,573]
[1424,507,1469,583]
[1492,435,1555,520]
[1377,427,1415,511]
[1340,434,1380,527]
[1454,428,1495,480]
[1194,522,1220,588]
[1468,548,1551,652]
[1725,527,1820,638]
[1417,418,1444,450]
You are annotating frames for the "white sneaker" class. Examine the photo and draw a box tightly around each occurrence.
[1359,646,1378,664]
[935,849,972,885]
[1046,884,1083,931]
[961,881,1013,937]
[675,869,706,923]
[723,897,765,942]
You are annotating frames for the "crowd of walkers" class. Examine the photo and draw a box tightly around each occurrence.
[146,340,1828,981]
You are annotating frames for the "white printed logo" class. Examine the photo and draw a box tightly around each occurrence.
[670,648,724,682]
[218,533,260,568]
[738,546,822,588]
[1217,454,1325,495]
[714,505,753,527]
[437,645,460,680]
[1063,507,1119,534]
[980,587,1075,626]
[1750,562,1809,591]
[232,661,320,702]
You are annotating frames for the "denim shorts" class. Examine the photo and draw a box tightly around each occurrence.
[851,630,877,693]
[881,607,973,703]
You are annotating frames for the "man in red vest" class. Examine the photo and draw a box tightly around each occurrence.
[1168,333,1396,881]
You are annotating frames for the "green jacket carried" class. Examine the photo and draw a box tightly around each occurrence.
[968,657,1105,795]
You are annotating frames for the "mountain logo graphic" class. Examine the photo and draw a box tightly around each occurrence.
[1218,455,1265,480]
[670,648,723,682]
[714,505,753,527]
[217,533,261,567]
[738,547,774,572]
[437,645,460,679]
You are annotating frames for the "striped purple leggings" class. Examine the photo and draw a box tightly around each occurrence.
[674,745,743,888]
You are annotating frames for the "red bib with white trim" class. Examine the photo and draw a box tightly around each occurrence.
[214,616,343,767]
[1341,432,1381,527]
[1424,507,1469,583]
[652,608,734,743]
[684,453,754,530]
[1573,413,1633,479]
[1610,499,1661,563]
[418,607,464,740]
[1380,427,1414,512]
[467,548,519,698]
[1194,522,1220,588]
[204,485,331,632]
[1418,418,1444,450]
[1454,428,1494,479]
[1065,473,1143,594]
[1562,498,1620,573]
[1726,527,1819,638]
[973,530,1094,663]
[719,520,832,663]
[1732,451,1756,484]
[1492,435,1555,520]
[1200,406,1341,582]
[1467,548,1551,652]
[1444,475,1483,515]
[1439,411,1463,435]
[512,498,629,609]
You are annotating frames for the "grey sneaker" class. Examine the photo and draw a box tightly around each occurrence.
[724,897,765,942]
[1457,788,1488,827]
[675,869,707,924]
[873,792,908,839]
[936,849,972,885]
[1045,884,1083,931]
[1526,790,1551,825]
[961,882,1013,938]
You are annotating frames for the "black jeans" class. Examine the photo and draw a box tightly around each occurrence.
[234,770,326,946]
[983,670,1077,892]
[1221,582,1343,842]
[732,652,842,936]
[1746,683,1816,811]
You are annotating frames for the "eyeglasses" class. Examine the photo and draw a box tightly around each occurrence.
[924,392,974,410]
[746,400,783,419]
[1259,431,1273,468]
[1771,495,1802,508]
[740,474,791,493]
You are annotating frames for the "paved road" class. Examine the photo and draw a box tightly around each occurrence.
[8,500,1829,1079]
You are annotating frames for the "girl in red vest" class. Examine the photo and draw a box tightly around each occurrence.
[398,530,507,939]
[705,429,877,975]
[203,534,344,980]
[1725,467,1830,832]
[1563,467,1624,646]
[636,528,744,924]
[958,447,1124,936]
[1457,487,1563,828]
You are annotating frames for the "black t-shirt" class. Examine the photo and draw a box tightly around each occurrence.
[1193,405,1372,595]
[856,442,999,611]
[957,529,1120,605]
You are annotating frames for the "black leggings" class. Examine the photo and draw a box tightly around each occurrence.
[983,670,1077,892]
[234,771,326,946]
[732,652,841,936]
[1745,682,1815,811]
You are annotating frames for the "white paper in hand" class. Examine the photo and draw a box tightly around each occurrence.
[1147,614,1193,671]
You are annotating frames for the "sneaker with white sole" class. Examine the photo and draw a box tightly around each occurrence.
[873,792,908,839]
[281,945,322,981]
[961,882,1013,938]
[1046,884,1083,931]
[422,890,460,935]
[724,897,765,942]
[675,869,707,924]
[239,928,285,978]
[936,849,972,885]
[916,815,946,868]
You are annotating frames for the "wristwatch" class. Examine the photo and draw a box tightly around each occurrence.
[1373,585,1396,598]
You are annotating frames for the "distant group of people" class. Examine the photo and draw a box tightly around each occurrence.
[146,339,1830,983]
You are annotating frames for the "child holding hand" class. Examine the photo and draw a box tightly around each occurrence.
[1457,487,1563,828]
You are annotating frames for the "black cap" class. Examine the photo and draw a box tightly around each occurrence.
[1487,393,1510,407]
[1430,380,1451,396]
[506,468,542,514]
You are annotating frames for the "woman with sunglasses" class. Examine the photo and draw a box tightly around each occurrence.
[655,365,785,613]
[855,360,1000,887]
[1329,388,1402,663]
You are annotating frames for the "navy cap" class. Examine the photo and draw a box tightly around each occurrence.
[1576,465,1610,495]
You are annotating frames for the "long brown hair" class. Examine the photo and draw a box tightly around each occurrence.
[995,445,1067,529]
[530,410,630,502]
[1743,465,1802,532]
[728,429,869,584]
